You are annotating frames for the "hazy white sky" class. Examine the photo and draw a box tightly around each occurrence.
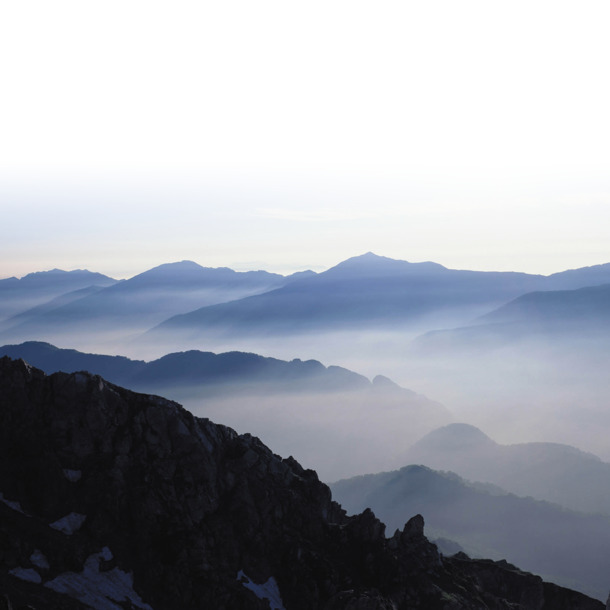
[2,1,610,279]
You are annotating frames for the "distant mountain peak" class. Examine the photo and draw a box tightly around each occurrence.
[372,374,399,388]
[324,253,447,278]
[356,251,390,259]
[131,261,284,283]
[171,259,203,267]
[414,423,496,450]
[21,268,108,279]
[343,252,400,264]
[146,260,205,272]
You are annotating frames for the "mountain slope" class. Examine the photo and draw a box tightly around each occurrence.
[146,253,610,348]
[545,262,610,290]
[147,253,553,342]
[479,283,610,329]
[331,464,610,601]
[0,341,369,394]
[0,269,117,323]
[0,356,602,609]
[0,261,289,344]
[396,423,610,516]
[414,282,610,354]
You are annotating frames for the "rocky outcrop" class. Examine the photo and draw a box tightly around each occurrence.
[0,357,603,609]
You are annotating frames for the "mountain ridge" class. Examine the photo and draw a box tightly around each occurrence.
[397,423,610,516]
[331,463,610,601]
[0,356,602,609]
[146,253,610,344]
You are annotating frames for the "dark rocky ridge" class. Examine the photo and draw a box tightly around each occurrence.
[0,341,372,395]
[0,357,603,609]
[331,464,610,600]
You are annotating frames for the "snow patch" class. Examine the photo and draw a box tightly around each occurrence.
[45,547,153,610]
[30,549,50,570]
[0,491,25,514]
[237,570,286,610]
[63,469,82,482]
[9,567,42,584]
[49,512,87,534]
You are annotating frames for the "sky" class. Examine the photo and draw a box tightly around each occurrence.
[2,0,610,280]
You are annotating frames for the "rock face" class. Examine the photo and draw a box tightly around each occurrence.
[0,357,603,610]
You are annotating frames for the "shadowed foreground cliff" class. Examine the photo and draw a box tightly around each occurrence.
[0,357,603,609]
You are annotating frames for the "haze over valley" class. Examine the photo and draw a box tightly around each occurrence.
[3,253,610,459]
[3,252,610,603]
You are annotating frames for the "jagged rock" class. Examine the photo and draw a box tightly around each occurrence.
[0,357,604,609]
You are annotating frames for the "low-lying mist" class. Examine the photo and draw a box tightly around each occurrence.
[146,383,451,483]
[10,313,610,466]
[128,323,610,461]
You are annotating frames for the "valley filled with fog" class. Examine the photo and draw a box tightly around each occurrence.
[2,252,610,599]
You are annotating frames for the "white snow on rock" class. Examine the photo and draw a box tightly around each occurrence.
[63,469,82,482]
[9,567,42,584]
[49,512,87,534]
[45,547,153,610]
[30,549,50,570]
[0,491,25,514]
[237,569,286,610]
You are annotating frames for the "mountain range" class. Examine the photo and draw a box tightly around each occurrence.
[0,261,294,345]
[0,269,117,323]
[4,254,610,356]
[396,423,610,517]
[4,254,610,465]
[147,252,610,344]
[0,340,369,395]
[331,464,610,601]
[414,281,610,357]
[3,254,610,606]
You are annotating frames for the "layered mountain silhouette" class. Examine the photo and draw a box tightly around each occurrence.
[0,341,370,395]
[0,342,451,481]
[5,255,610,352]
[0,261,292,344]
[145,253,546,341]
[331,464,610,601]
[396,423,610,516]
[4,256,610,473]
[541,262,610,290]
[145,253,610,346]
[0,269,117,323]
[414,282,610,355]
[480,283,610,329]
[0,356,603,609]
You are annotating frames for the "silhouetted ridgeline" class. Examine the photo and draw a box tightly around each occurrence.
[0,341,370,394]
[413,283,610,355]
[0,356,603,609]
[331,464,610,601]
[0,342,452,482]
[0,269,117,322]
[146,253,610,341]
[397,423,610,516]
[0,261,291,342]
